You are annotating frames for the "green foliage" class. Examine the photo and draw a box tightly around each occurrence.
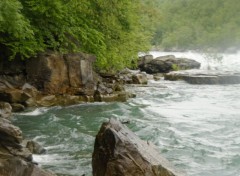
[171,64,180,71]
[0,0,156,72]
[152,0,240,50]
[0,0,39,59]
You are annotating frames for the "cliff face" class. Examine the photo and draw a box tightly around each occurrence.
[0,52,96,96]
[0,52,133,110]
[25,52,96,95]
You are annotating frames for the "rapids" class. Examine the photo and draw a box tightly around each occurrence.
[13,51,240,176]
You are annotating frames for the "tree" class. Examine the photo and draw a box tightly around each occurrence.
[152,0,240,51]
[0,0,156,72]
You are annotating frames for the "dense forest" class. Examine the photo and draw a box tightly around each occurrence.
[0,0,239,72]
[0,0,156,71]
[153,0,240,51]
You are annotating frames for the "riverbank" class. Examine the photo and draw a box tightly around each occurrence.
[2,51,240,175]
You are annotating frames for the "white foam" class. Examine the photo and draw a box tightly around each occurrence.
[149,50,240,72]
[18,108,49,116]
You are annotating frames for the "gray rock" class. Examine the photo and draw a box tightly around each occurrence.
[26,52,69,94]
[11,103,25,112]
[165,70,240,84]
[26,140,46,154]
[132,73,148,84]
[0,118,22,143]
[139,55,201,74]
[0,102,12,119]
[0,115,55,176]
[36,95,57,107]
[0,89,31,103]
[92,119,184,176]
[0,156,56,176]
[118,69,148,85]
[22,83,39,98]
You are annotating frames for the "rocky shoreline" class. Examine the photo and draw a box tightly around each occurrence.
[0,104,56,176]
[1,52,239,175]
[0,52,137,112]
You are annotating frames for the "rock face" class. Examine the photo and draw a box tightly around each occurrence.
[26,52,96,95]
[26,52,69,94]
[164,70,240,84]
[138,55,201,74]
[0,52,134,109]
[92,119,184,176]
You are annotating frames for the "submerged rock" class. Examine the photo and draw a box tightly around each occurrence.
[92,119,184,176]
[138,55,201,74]
[165,70,240,84]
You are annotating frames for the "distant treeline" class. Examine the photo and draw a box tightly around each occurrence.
[152,0,240,51]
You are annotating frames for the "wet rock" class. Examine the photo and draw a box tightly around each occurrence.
[138,55,201,74]
[92,119,184,176]
[25,98,37,107]
[36,95,57,107]
[0,117,55,176]
[153,73,164,81]
[0,156,56,176]
[0,89,31,103]
[118,68,148,84]
[11,103,25,112]
[165,70,240,84]
[22,83,39,98]
[57,95,86,106]
[132,73,148,84]
[138,54,154,66]
[0,118,22,143]
[0,102,12,119]
[26,140,46,154]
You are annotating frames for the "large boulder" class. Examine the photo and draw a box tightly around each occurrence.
[0,89,31,103]
[92,119,184,176]
[118,68,148,84]
[138,55,201,74]
[26,52,69,94]
[26,52,96,96]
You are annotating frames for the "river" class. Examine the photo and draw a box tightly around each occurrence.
[13,51,240,176]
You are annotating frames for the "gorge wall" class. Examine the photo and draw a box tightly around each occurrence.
[0,52,133,111]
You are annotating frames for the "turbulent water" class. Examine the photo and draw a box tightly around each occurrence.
[13,51,240,176]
